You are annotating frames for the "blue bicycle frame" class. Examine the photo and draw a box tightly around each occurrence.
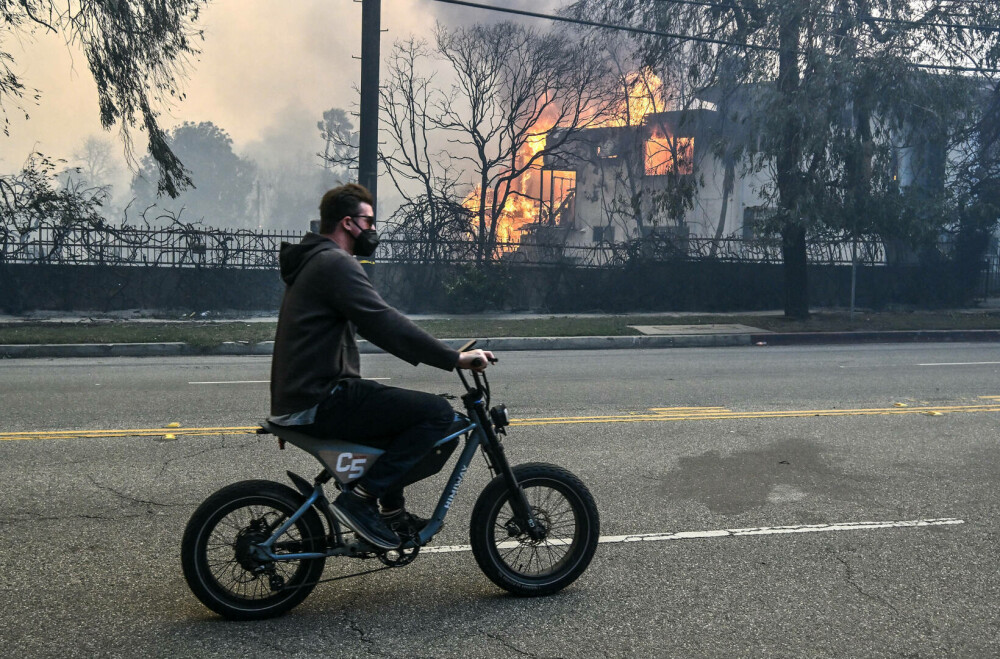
[255,416,481,562]
[254,356,540,563]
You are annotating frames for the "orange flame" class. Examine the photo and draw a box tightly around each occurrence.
[597,69,665,128]
[462,70,673,252]
[646,125,694,176]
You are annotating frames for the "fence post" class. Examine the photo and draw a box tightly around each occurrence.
[850,237,857,319]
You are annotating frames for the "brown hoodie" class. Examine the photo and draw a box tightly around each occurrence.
[269,233,459,416]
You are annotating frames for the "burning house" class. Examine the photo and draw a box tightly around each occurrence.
[500,100,770,264]
[471,73,992,269]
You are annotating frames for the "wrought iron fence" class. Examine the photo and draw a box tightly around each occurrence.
[1,222,892,268]
[378,235,887,267]
[0,223,301,269]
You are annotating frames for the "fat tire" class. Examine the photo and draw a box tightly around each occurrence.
[181,480,326,620]
[470,462,599,596]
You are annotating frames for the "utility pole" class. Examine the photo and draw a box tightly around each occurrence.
[359,0,381,206]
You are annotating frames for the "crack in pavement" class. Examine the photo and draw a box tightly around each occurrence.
[0,507,195,526]
[156,438,232,478]
[1,513,120,525]
[835,555,901,616]
[484,631,567,659]
[341,607,393,658]
[86,474,188,509]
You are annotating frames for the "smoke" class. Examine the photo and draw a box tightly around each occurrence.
[2,0,569,219]
[241,101,324,173]
[239,100,344,231]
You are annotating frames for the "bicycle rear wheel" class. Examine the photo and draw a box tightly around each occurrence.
[470,463,599,596]
[181,480,326,620]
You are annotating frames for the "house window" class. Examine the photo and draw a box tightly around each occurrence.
[742,206,774,239]
[645,126,694,176]
[593,225,615,243]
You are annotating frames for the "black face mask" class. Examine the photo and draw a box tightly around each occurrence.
[353,228,380,257]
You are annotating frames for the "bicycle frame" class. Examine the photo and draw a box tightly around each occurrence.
[257,419,478,562]
[256,361,540,563]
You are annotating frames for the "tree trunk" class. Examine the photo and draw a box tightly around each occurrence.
[781,223,809,317]
[477,172,489,265]
[776,6,809,319]
[709,153,736,258]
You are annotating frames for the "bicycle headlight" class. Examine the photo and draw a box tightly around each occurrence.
[490,404,510,430]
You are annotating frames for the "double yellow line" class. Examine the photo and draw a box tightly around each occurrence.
[511,399,1000,426]
[0,426,258,442]
[3,397,999,442]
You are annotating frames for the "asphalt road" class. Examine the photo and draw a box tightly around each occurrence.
[1,344,999,657]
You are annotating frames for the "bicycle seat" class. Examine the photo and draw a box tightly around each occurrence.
[261,421,386,485]
[260,415,475,487]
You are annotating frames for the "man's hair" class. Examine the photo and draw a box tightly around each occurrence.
[318,183,374,234]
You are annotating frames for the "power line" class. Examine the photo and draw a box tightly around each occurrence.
[429,0,1000,73]
[430,0,776,51]
[651,0,1000,33]
[859,13,1000,33]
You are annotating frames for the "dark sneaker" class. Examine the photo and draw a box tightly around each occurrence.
[331,491,400,550]
[382,510,430,536]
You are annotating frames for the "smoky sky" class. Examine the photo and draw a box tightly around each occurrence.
[431,0,563,27]
[3,0,564,177]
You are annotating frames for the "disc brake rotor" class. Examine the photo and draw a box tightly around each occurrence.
[234,529,270,571]
[503,506,551,544]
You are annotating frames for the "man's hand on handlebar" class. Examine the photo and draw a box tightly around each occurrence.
[457,349,497,372]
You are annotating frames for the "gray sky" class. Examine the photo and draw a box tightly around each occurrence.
[3,0,562,175]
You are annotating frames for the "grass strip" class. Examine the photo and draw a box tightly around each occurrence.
[1,310,1000,346]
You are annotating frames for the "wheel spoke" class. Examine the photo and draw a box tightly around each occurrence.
[484,480,589,578]
[200,501,312,601]
[471,468,597,597]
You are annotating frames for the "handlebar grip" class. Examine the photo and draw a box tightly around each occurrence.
[471,357,483,368]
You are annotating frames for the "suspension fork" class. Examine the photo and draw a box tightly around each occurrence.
[467,397,545,541]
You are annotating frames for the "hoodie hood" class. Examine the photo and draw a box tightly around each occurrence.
[279,233,337,285]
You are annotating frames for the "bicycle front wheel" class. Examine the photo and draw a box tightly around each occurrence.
[470,463,599,596]
[181,480,326,620]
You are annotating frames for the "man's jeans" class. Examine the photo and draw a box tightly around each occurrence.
[300,378,455,511]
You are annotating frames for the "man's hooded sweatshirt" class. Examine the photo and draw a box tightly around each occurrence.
[270,233,459,417]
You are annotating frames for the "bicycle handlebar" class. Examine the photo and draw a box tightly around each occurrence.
[457,340,497,402]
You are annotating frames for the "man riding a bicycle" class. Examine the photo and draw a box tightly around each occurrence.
[269,183,494,550]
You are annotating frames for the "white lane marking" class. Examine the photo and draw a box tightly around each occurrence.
[840,361,1000,368]
[420,518,964,554]
[188,378,391,384]
[917,362,1000,367]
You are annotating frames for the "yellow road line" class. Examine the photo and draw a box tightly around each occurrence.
[509,402,1000,426]
[0,426,259,441]
[647,407,729,411]
[3,399,999,441]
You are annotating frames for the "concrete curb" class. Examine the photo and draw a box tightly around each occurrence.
[2,330,999,359]
[0,342,191,358]
[752,329,1000,346]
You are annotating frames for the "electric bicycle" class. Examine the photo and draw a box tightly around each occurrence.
[180,341,600,620]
